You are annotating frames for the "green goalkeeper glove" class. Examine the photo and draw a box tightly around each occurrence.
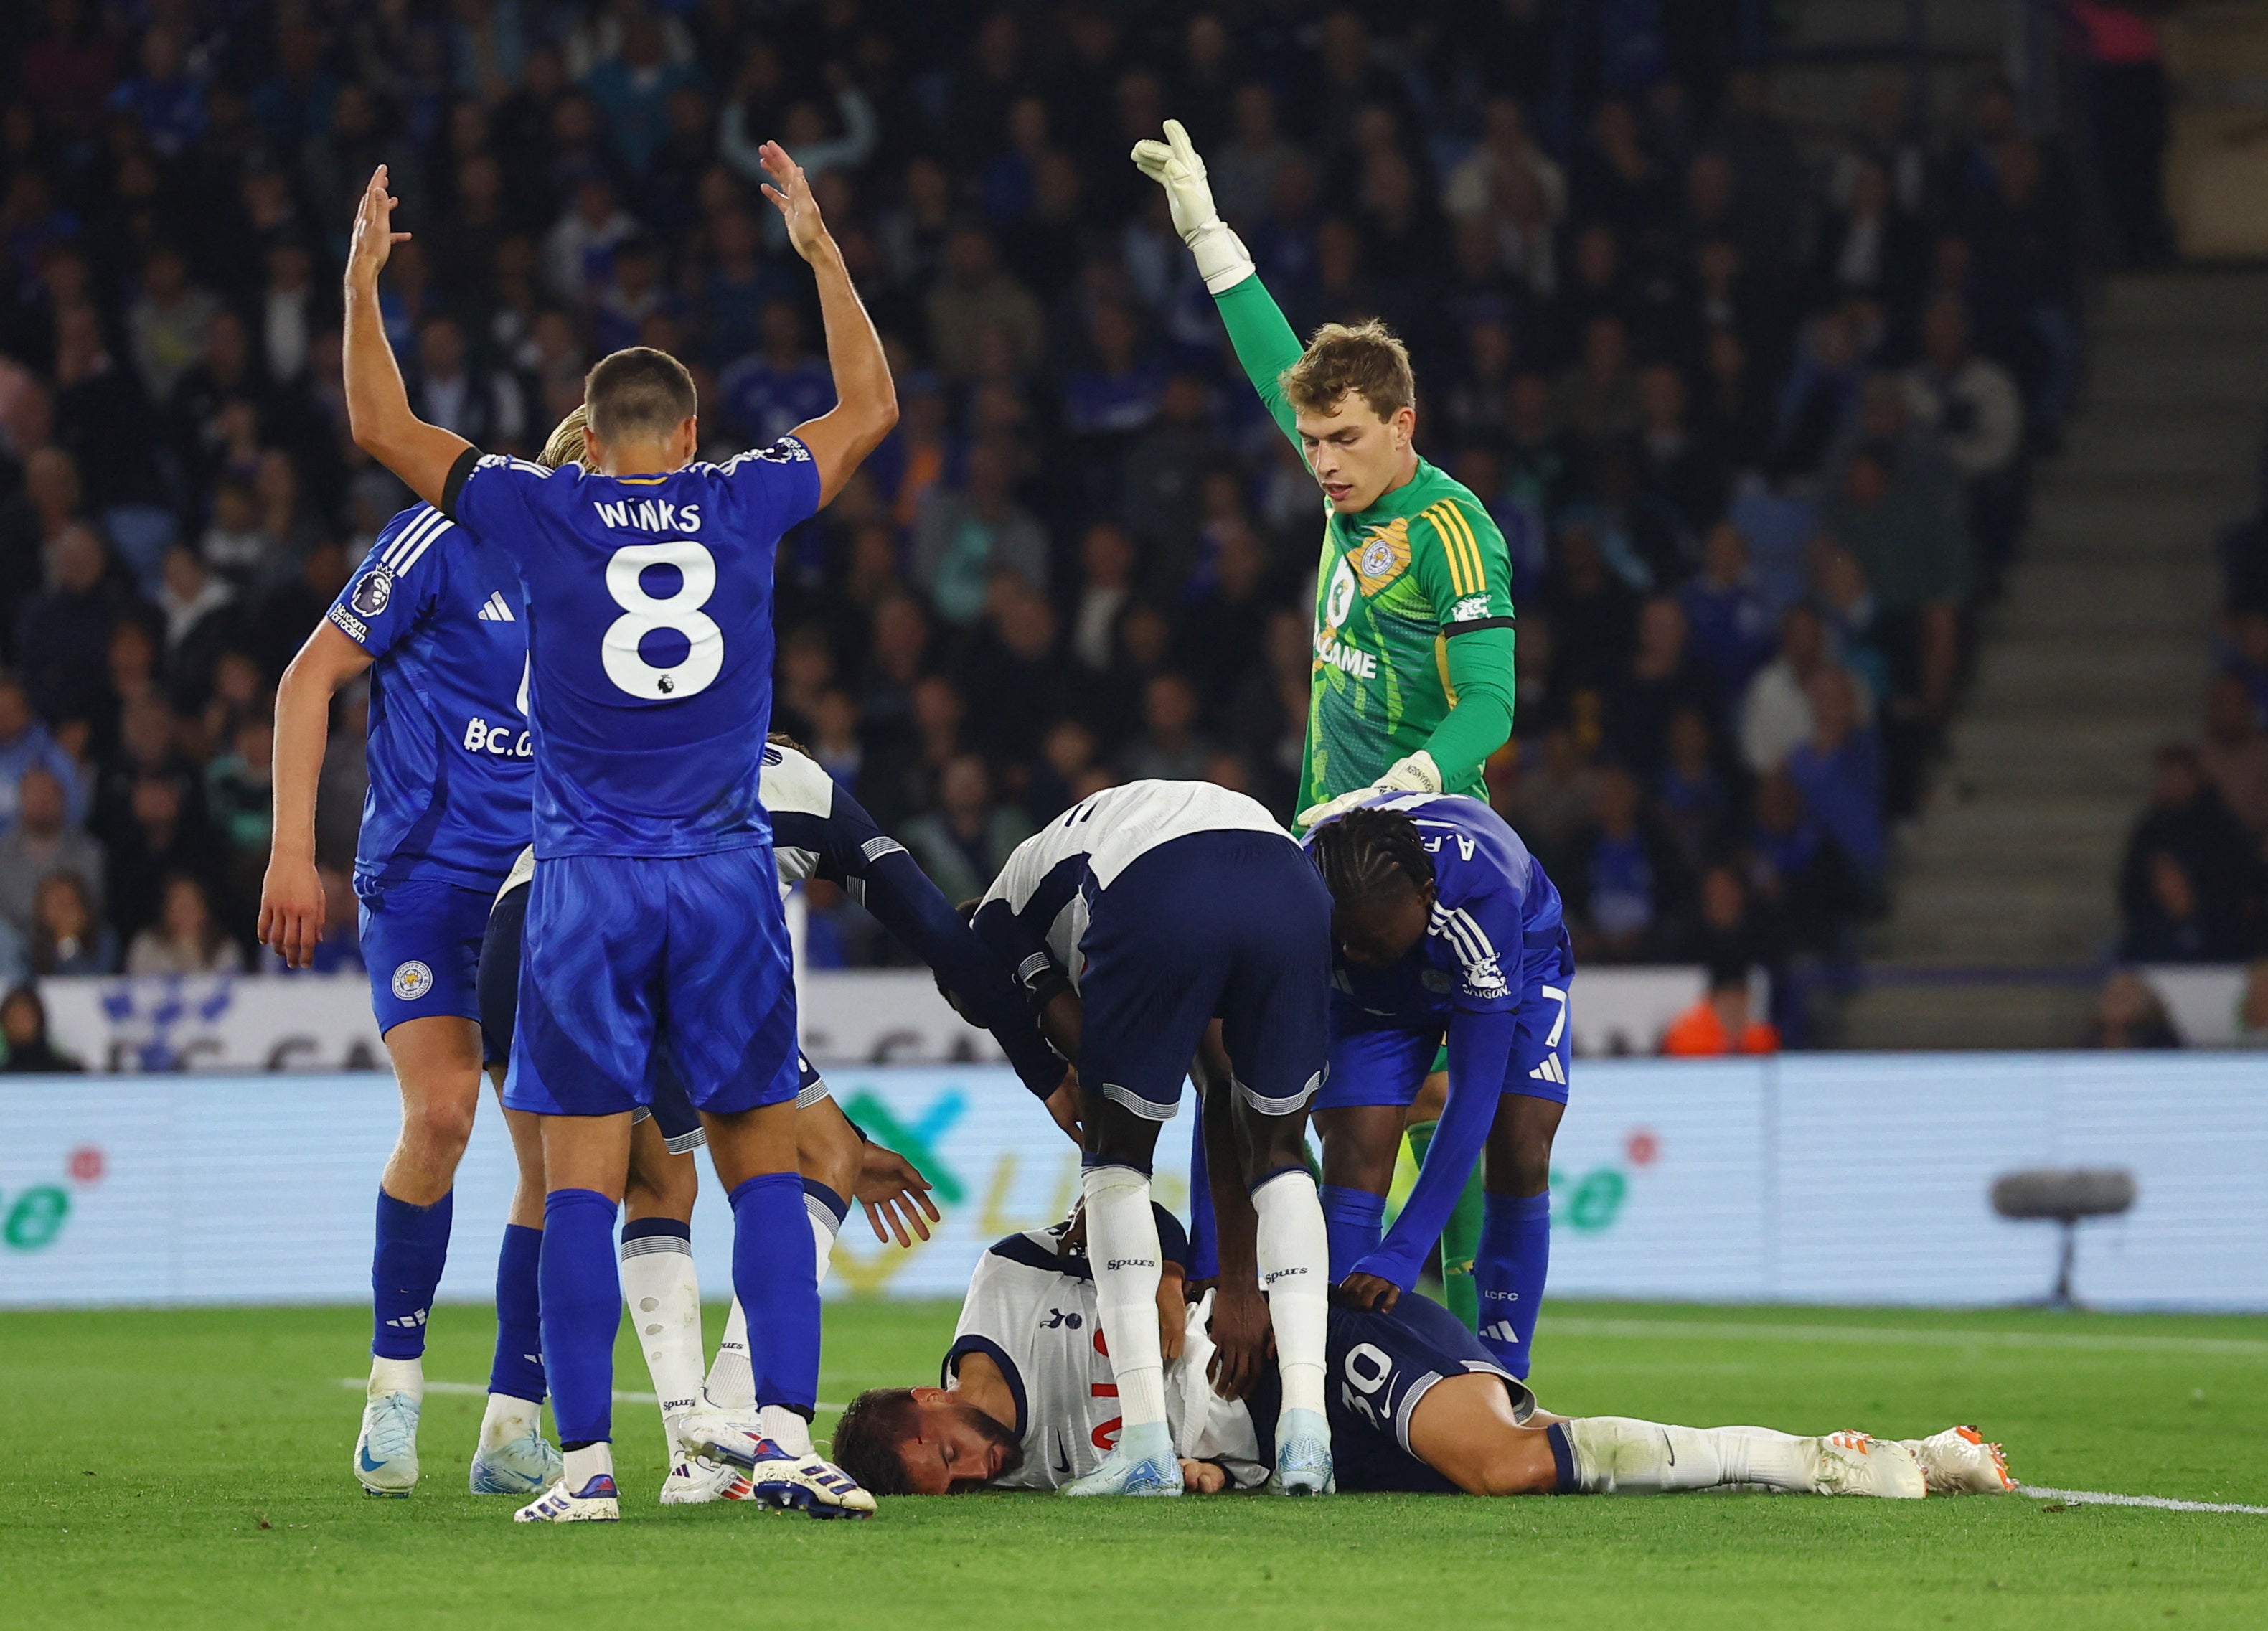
[1130,118,1254,295]
[1296,751,1444,830]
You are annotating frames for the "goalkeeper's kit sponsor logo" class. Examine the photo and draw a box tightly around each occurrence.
[1314,629,1378,679]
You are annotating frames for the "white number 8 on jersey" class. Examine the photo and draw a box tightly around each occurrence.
[603,540,722,700]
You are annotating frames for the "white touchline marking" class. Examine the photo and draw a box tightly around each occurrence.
[338,1378,847,1411]
[1541,1317,2268,1359]
[2018,1485,2268,1516]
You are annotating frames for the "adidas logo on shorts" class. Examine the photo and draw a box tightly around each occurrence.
[477,592,515,621]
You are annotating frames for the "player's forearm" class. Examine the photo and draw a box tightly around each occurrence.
[268,650,339,864]
[342,275,468,508]
[806,235,897,449]
[1364,1011,1518,1288]
[865,852,1063,1097]
[1213,277,1304,445]
[1422,629,1518,787]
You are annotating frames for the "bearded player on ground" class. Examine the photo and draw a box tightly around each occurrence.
[1134,120,1521,1336]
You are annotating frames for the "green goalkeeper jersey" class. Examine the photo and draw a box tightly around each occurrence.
[1211,278,1518,818]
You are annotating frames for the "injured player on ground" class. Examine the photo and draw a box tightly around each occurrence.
[828,1212,2019,1502]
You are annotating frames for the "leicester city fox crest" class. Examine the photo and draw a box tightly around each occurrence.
[352,568,395,618]
[1352,517,1411,595]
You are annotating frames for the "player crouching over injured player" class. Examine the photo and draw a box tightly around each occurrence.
[829,1215,2019,1502]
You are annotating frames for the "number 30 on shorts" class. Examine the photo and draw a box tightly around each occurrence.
[603,540,723,700]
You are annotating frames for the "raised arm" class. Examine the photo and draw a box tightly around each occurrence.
[342,166,471,507]
[763,140,897,507]
[1132,119,1305,448]
[259,622,372,967]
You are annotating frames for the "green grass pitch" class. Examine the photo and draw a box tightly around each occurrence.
[5,1298,2265,1630]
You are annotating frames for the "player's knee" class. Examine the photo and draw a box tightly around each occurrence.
[1476,1432,1559,1496]
[1233,1102,1308,1179]
[403,1095,478,1160]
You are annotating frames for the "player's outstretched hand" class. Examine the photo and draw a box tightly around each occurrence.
[345,165,408,290]
[1332,1272,1401,1315]
[257,857,326,970]
[1178,1458,1228,1494]
[1205,1277,1273,1401]
[757,141,829,262]
[1296,750,1444,831]
[857,1142,941,1248]
[1129,118,1219,244]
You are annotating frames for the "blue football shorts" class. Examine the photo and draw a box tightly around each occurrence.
[358,875,497,1059]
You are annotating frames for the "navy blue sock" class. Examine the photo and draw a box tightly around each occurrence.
[800,1177,849,1235]
[487,1223,545,1404]
[1545,1421,1580,1493]
[1185,1123,1219,1282]
[730,1172,818,1414]
[1317,1184,1386,1281]
[1475,1190,1551,1380]
[540,1188,621,1446]
[372,1188,453,1359]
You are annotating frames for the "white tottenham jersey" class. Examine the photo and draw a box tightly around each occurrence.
[947,1228,1268,1491]
[974,779,1289,989]
[495,741,855,901]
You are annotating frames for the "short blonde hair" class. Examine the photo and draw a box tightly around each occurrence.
[538,404,589,470]
[1281,319,1415,421]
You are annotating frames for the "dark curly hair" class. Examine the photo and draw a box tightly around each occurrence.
[829,1388,922,1496]
[1307,806,1434,909]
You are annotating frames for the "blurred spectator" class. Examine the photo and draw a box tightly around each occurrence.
[1119,672,1218,784]
[2118,747,2261,954]
[29,870,114,977]
[1680,520,1775,702]
[1740,606,1866,776]
[1903,296,2025,580]
[2197,673,2268,837]
[1783,667,1887,890]
[0,766,103,935]
[1565,764,1688,963]
[911,441,1047,626]
[900,754,1032,906]
[1660,965,1780,1056]
[107,773,227,946]
[2086,968,2180,1050]
[125,873,245,976]
[0,675,85,832]
[719,301,835,448]
[0,985,82,1073]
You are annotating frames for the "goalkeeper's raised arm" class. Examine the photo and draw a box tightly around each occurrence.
[1133,119,1517,829]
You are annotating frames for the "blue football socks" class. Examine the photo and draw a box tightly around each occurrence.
[730,1172,819,1416]
[1474,1190,1551,1379]
[371,1188,453,1359]
[487,1222,546,1404]
[540,1188,621,1447]
[1318,1183,1386,1281]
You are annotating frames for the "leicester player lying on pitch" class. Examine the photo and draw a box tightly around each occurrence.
[827,1213,2019,1503]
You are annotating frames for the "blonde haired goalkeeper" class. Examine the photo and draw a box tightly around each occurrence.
[1132,120,1517,831]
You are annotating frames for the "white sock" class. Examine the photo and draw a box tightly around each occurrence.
[705,1298,754,1414]
[369,1355,423,1400]
[478,1391,542,1451]
[619,1228,705,1444]
[761,1405,814,1457]
[1563,1416,1731,1493]
[808,1195,841,1290]
[1252,1169,1329,1418]
[1081,1164,1168,1431]
[562,1441,613,1495]
[1709,1424,1819,1492]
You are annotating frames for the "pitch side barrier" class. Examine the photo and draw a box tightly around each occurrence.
[2,1055,2261,1310]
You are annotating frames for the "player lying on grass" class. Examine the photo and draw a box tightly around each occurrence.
[342,143,893,1522]
[1136,118,1523,1333]
[1303,796,1573,1381]
[479,731,1071,1503]
[970,779,1337,1497]
[829,1215,2019,1502]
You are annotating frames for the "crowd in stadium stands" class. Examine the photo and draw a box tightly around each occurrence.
[0,1,2081,1048]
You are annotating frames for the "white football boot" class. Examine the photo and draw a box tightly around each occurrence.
[514,1472,620,1523]
[659,1453,754,1505]
[679,1415,875,1518]
[353,1391,420,1497]
[469,1428,563,1495]
[1272,1407,1335,1495]
[1812,1431,1926,1499]
[1061,1421,1182,1498]
[1902,1426,2017,1495]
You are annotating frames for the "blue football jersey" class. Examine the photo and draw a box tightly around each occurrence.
[444,438,820,857]
[328,503,532,893]
[1307,792,1565,1028]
